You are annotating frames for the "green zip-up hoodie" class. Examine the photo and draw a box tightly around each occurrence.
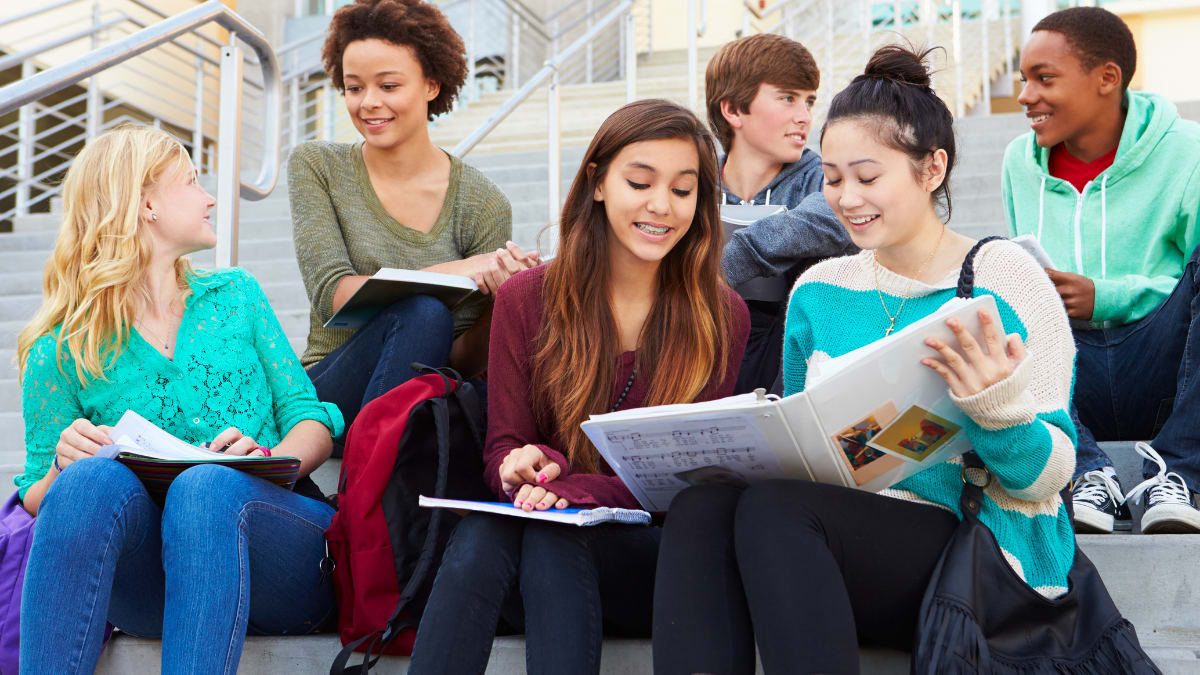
[1001,91,1200,325]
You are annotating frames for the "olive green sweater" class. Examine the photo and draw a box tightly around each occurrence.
[288,141,512,367]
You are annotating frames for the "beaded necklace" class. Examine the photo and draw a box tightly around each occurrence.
[610,367,637,412]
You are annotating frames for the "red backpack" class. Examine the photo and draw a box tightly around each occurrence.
[325,365,491,674]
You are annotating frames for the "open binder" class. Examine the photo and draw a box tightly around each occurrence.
[581,295,1001,511]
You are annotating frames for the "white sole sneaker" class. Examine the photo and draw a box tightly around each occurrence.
[1141,503,1200,534]
[1073,505,1115,534]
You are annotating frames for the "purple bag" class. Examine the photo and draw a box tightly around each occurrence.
[0,492,34,675]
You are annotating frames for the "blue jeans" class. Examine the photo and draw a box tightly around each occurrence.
[1073,244,1200,490]
[407,513,660,675]
[20,458,335,674]
[307,294,455,454]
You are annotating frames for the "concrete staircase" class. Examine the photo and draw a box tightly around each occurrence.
[6,90,1200,673]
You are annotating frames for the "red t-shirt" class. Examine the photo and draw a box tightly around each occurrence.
[1048,143,1117,193]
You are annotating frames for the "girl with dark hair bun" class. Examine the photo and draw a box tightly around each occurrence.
[406,99,749,675]
[653,44,1078,674]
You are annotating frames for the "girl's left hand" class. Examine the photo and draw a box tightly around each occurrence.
[209,427,263,456]
[921,311,1027,398]
[512,483,570,511]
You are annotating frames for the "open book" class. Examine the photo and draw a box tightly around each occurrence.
[418,495,651,526]
[581,295,1001,511]
[324,268,478,330]
[98,410,300,499]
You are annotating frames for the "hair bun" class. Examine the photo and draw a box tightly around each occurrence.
[861,44,934,89]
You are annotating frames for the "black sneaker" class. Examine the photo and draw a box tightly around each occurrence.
[1071,468,1124,534]
[1125,442,1200,534]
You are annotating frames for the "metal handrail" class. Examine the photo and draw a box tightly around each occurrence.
[451,0,633,157]
[0,0,280,201]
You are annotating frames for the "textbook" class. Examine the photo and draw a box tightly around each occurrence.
[580,295,1001,511]
[324,268,478,330]
[98,410,300,499]
[720,203,790,302]
[418,495,652,526]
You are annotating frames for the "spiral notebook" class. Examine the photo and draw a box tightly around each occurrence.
[418,495,651,526]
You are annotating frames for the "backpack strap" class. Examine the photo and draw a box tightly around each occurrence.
[954,236,1005,484]
[955,236,1006,299]
[330,379,457,675]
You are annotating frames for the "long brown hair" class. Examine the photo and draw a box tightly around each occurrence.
[533,99,731,473]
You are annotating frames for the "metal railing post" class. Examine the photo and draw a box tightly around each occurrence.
[687,0,696,111]
[467,0,476,102]
[981,0,991,115]
[193,38,205,169]
[16,61,34,217]
[625,11,636,102]
[1003,0,1013,80]
[288,49,300,151]
[547,66,561,252]
[825,0,833,110]
[511,15,521,89]
[87,1,102,140]
[953,0,963,117]
[586,0,594,83]
[215,39,243,267]
[862,0,871,69]
[323,80,335,141]
[924,0,935,47]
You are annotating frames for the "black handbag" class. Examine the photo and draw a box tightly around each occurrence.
[910,237,1160,674]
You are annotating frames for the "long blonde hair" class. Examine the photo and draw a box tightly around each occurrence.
[16,125,196,384]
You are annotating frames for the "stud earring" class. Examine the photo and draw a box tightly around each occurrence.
[150,213,158,222]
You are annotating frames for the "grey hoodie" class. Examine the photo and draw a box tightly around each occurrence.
[720,148,857,287]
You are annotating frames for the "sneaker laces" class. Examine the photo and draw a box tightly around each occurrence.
[1124,442,1192,507]
[1073,470,1124,508]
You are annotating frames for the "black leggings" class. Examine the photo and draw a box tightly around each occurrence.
[652,480,959,675]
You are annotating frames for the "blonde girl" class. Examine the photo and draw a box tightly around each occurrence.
[16,125,343,674]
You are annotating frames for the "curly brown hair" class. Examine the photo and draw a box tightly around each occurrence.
[322,0,467,119]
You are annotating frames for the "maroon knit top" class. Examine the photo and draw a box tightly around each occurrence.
[484,264,750,509]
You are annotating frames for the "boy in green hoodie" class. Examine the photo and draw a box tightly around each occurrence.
[1002,6,1200,534]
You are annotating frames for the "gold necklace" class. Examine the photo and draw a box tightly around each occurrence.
[873,225,946,337]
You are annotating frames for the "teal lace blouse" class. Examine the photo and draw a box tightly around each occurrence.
[17,268,344,500]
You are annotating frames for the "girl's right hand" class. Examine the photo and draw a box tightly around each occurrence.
[55,418,113,471]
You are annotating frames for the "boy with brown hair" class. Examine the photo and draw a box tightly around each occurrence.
[709,33,855,393]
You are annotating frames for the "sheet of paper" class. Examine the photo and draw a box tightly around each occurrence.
[111,410,220,461]
[1011,234,1057,270]
[594,414,785,511]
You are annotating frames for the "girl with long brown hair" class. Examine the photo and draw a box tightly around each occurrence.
[407,99,749,675]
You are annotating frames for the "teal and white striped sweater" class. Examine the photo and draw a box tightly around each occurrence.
[784,240,1078,598]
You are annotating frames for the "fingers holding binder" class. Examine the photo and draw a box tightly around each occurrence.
[512,483,570,512]
[922,311,1027,398]
[54,419,114,471]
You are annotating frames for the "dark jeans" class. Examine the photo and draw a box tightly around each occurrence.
[408,513,661,675]
[1073,244,1200,490]
[306,294,454,455]
[653,481,958,675]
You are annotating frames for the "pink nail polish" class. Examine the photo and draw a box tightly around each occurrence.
[537,473,546,483]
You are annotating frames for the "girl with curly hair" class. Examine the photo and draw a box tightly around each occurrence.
[292,0,535,451]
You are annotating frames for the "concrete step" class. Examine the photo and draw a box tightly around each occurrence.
[91,629,1199,674]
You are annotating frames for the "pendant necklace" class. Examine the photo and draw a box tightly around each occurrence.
[873,225,946,337]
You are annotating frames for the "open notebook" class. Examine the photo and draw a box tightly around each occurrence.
[98,410,300,500]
